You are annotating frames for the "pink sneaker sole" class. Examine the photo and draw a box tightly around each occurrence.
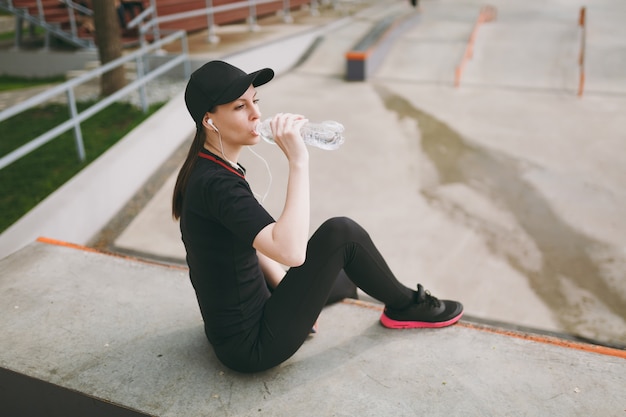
[380,311,463,329]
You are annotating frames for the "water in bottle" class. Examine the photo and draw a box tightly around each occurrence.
[255,118,345,150]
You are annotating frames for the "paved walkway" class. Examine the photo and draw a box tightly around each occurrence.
[2,0,625,346]
[1,1,625,415]
[111,0,626,346]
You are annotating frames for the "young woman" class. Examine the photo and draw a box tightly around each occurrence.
[172,60,463,373]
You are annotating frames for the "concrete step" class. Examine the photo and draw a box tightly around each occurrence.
[65,60,139,83]
[0,16,15,33]
[1,238,624,416]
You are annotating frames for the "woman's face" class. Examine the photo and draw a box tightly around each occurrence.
[207,85,262,147]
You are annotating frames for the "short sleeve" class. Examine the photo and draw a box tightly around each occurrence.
[201,172,275,245]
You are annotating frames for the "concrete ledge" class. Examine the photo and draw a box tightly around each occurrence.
[0,49,99,78]
[346,11,420,81]
[1,239,625,416]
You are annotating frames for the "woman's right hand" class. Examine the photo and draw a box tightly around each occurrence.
[269,113,309,163]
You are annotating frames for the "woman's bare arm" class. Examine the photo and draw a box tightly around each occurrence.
[258,251,286,288]
[253,113,310,266]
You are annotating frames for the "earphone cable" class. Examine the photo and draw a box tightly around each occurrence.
[214,125,271,203]
[247,146,272,204]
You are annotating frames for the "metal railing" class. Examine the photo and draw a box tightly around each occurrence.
[61,0,94,44]
[577,6,586,97]
[0,30,191,171]
[136,0,323,46]
[127,3,160,42]
[0,0,95,49]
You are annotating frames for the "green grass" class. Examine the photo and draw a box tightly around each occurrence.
[0,100,163,233]
[0,75,67,92]
[0,25,46,42]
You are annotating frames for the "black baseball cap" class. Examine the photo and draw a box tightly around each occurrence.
[184,60,274,126]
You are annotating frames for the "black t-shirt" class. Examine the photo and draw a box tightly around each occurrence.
[180,149,275,344]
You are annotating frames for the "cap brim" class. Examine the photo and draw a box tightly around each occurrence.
[214,68,274,107]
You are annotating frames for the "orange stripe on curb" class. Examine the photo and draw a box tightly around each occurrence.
[460,321,626,360]
[37,236,103,254]
[341,298,626,359]
[36,236,188,271]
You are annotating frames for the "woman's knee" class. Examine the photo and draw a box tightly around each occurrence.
[316,217,368,242]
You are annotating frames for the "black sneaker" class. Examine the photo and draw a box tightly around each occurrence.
[380,284,463,329]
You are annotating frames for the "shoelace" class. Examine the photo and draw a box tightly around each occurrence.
[416,284,442,308]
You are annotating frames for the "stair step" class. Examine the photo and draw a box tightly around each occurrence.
[65,62,138,82]
[84,60,101,70]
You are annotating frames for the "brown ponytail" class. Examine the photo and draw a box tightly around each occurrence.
[172,127,206,219]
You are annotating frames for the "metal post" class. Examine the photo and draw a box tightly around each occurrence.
[282,0,293,23]
[139,24,146,48]
[310,0,320,17]
[13,15,23,49]
[43,25,51,50]
[136,55,149,113]
[205,0,220,43]
[247,0,259,32]
[66,88,86,162]
[578,7,586,97]
[68,1,78,39]
[182,34,191,79]
[150,0,161,44]
[36,0,44,21]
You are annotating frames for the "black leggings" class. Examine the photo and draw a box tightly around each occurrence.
[212,217,415,373]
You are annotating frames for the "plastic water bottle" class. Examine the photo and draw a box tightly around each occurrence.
[255,118,345,150]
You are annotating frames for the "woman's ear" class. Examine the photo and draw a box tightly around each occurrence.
[202,114,218,132]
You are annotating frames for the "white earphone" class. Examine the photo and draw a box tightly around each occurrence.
[207,118,219,132]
